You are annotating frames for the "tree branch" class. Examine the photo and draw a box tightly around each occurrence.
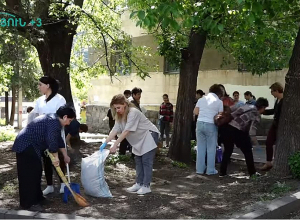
[81,9,149,78]
[100,0,121,15]
[34,0,50,19]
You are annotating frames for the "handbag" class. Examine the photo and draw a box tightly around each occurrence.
[214,112,233,127]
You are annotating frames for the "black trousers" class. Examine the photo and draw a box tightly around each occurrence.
[43,152,65,185]
[119,138,130,155]
[16,146,45,209]
[220,124,256,176]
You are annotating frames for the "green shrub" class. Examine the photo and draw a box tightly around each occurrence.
[0,125,16,142]
[288,151,300,179]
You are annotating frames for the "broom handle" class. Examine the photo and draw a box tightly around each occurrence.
[61,128,71,183]
[45,150,75,197]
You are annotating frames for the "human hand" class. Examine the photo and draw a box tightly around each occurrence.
[100,142,107,151]
[52,156,60,167]
[64,155,70,164]
[110,145,118,154]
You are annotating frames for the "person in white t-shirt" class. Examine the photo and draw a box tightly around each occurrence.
[31,76,68,196]
[193,84,223,175]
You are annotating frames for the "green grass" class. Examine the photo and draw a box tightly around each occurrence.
[171,161,188,168]
[260,181,292,201]
[106,154,132,165]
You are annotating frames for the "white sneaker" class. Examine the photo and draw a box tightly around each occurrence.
[126,183,142,193]
[136,186,151,195]
[60,183,66,194]
[43,185,54,195]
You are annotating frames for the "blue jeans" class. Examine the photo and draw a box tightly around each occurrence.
[196,121,218,175]
[135,131,158,187]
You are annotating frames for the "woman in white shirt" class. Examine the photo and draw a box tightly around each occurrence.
[31,76,68,196]
[193,84,223,175]
[100,94,160,195]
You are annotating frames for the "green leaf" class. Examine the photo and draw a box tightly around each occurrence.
[218,24,224,32]
[130,11,138,19]
[144,16,150,26]
[169,19,180,30]
[162,18,170,29]
[137,10,145,20]
[237,0,243,4]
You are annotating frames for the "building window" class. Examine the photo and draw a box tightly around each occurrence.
[164,58,179,74]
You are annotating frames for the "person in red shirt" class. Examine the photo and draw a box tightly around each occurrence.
[159,94,174,148]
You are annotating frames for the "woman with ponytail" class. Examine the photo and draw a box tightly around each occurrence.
[30,76,69,196]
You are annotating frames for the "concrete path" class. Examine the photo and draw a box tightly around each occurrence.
[232,145,266,163]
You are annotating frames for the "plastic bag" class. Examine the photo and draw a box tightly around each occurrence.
[81,149,112,197]
[216,146,223,163]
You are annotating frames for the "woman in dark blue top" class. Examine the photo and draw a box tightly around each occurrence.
[12,105,76,211]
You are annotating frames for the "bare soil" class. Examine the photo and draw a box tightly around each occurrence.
[0,141,299,219]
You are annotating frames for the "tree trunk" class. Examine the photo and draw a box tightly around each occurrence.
[5,91,9,125]
[9,86,16,126]
[35,21,75,106]
[168,29,207,163]
[272,27,300,176]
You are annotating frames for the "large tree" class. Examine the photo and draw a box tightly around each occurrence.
[128,0,297,163]
[272,26,300,176]
[1,0,150,105]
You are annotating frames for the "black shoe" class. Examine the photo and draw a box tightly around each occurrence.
[219,173,227,177]
[28,204,44,212]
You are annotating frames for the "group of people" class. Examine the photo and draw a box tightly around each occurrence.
[193,83,283,177]
[12,76,88,211]
[11,76,284,211]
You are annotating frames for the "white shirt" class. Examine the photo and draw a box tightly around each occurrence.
[196,93,223,124]
[32,94,66,115]
[112,108,160,156]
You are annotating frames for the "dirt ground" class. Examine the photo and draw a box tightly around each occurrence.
[0,140,299,219]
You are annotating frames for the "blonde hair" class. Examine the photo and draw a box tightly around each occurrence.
[110,94,135,122]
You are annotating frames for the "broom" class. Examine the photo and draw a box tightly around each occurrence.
[45,149,89,207]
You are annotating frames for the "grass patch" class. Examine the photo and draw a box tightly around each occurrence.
[2,181,18,196]
[0,125,16,142]
[260,181,292,201]
[171,161,188,168]
[106,154,131,165]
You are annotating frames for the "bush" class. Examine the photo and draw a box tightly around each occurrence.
[288,151,300,179]
[0,125,16,142]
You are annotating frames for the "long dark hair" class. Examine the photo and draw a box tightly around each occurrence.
[218,84,229,97]
[39,76,60,102]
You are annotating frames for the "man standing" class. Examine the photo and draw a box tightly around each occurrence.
[233,91,244,107]
[159,94,174,148]
[261,82,284,171]
[244,91,256,105]
[131,87,142,112]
